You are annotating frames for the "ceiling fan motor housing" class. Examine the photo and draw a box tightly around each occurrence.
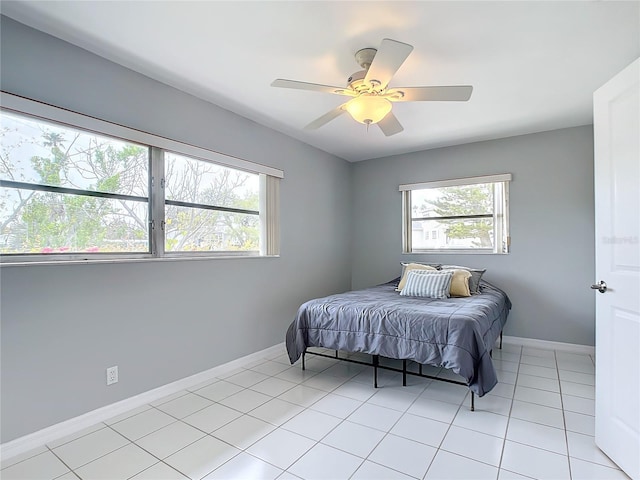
[347,70,369,92]
[355,48,377,69]
[349,48,379,93]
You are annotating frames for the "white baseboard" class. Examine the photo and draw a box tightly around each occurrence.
[0,342,286,463]
[502,335,595,355]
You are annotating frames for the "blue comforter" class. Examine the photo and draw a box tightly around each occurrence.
[286,280,511,396]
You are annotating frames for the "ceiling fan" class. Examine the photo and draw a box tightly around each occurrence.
[271,38,473,137]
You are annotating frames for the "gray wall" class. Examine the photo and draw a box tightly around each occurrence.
[0,17,352,443]
[351,126,595,347]
[1,15,597,444]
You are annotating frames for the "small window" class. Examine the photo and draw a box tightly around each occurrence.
[164,152,260,253]
[400,174,511,254]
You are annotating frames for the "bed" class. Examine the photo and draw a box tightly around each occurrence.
[285,277,511,407]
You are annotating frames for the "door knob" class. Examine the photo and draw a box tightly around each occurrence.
[590,280,607,293]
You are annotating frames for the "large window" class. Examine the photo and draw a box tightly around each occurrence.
[0,111,151,255]
[0,93,282,263]
[400,174,511,254]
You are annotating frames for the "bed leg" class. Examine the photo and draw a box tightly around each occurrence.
[419,364,423,376]
[471,392,475,412]
[403,359,407,387]
[500,331,503,349]
[302,352,306,371]
[373,355,379,388]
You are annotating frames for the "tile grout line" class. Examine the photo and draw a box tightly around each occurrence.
[496,343,522,476]
[101,423,191,479]
[40,422,109,454]
[231,356,369,478]
[46,445,81,479]
[123,387,298,478]
[118,408,214,474]
[51,426,134,475]
[347,371,431,478]
[143,395,288,473]
[352,388,444,478]
[300,367,470,478]
[556,349,574,480]
[123,460,184,480]
[337,368,443,479]
[415,373,467,479]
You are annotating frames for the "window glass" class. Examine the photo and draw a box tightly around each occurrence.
[1,111,149,196]
[412,218,495,250]
[0,94,281,263]
[1,111,150,255]
[402,178,509,254]
[411,183,495,250]
[164,153,260,253]
[165,153,258,210]
[164,206,259,253]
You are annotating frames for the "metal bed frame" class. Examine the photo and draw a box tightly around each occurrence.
[301,331,503,411]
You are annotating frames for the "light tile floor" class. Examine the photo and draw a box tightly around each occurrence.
[1,344,630,480]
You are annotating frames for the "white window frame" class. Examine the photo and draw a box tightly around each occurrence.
[0,92,283,264]
[400,174,511,254]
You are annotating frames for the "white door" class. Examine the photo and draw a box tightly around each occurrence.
[593,57,640,480]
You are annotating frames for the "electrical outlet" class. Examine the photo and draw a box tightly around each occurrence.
[106,366,118,386]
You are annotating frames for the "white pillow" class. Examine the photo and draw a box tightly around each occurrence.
[400,270,454,299]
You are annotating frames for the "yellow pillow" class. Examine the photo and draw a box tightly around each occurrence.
[446,269,472,297]
[397,263,438,291]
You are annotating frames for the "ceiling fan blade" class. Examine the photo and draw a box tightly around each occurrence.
[271,79,355,96]
[377,112,404,137]
[388,85,473,102]
[364,39,414,91]
[304,104,347,130]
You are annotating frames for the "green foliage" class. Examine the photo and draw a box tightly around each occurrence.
[31,155,63,186]
[1,127,149,253]
[31,132,67,185]
[97,174,121,193]
[163,157,260,252]
[421,184,494,248]
[1,118,260,255]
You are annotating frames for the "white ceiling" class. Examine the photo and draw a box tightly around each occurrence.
[2,1,639,162]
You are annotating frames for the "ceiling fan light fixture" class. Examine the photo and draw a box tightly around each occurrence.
[345,95,392,125]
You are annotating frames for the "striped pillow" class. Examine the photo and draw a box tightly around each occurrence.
[400,270,454,299]
[396,263,438,291]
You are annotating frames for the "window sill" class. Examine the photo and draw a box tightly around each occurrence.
[403,250,508,255]
[0,254,280,267]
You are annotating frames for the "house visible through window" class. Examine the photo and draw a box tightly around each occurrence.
[400,174,511,254]
[0,93,282,262]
